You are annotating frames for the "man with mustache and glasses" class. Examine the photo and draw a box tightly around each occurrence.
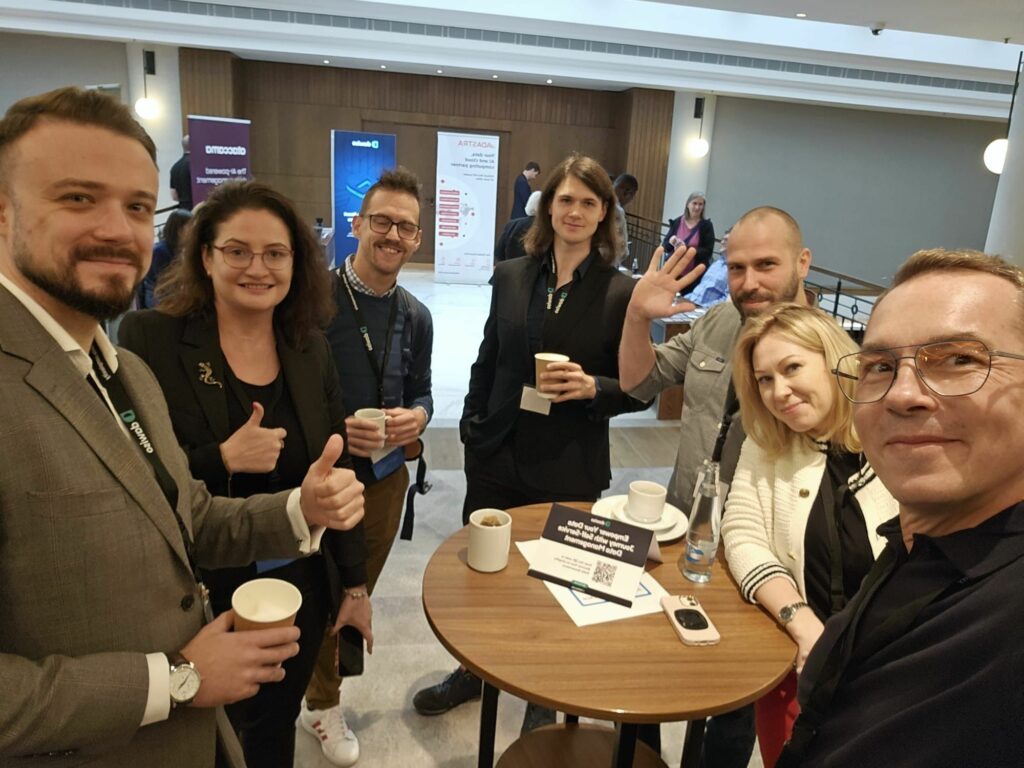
[618,205,812,765]
[0,87,365,767]
[778,250,1024,768]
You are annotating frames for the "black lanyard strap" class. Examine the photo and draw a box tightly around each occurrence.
[89,347,203,588]
[545,252,573,315]
[339,269,399,408]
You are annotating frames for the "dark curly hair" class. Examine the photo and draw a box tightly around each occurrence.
[156,181,334,348]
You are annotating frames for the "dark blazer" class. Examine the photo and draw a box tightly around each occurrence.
[510,173,531,220]
[461,254,649,496]
[118,310,367,614]
[494,215,533,263]
[662,216,716,271]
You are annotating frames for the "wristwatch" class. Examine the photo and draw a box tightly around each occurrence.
[778,601,810,626]
[169,652,201,708]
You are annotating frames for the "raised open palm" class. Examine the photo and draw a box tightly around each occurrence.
[628,243,707,320]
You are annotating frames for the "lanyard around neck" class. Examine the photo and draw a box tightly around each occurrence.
[546,252,573,315]
[88,346,203,588]
[340,270,399,408]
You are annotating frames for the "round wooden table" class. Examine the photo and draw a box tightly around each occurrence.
[422,502,795,767]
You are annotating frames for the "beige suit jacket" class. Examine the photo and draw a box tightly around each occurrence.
[0,287,303,767]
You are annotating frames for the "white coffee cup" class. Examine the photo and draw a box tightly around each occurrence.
[231,578,303,631]
[467,508,512,572]
[534,353,570,400]
[626,480,668,523]
[354,407,387,438]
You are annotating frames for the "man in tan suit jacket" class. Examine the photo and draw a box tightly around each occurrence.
[0,89,365,766]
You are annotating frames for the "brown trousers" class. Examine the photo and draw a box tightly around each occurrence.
[305,463,409,710]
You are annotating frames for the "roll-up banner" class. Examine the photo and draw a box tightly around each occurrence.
[434,131,500,285]
[331,130,397,247]
[187,115,251,206]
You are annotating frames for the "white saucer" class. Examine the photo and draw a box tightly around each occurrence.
[591,495,689,543]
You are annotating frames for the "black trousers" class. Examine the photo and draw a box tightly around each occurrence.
[223,555,330,768]
[462,437,598,524]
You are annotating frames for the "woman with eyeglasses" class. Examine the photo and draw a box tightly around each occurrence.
[721,303,898,768]
[120,181,369,768]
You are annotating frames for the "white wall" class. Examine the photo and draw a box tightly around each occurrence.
[1,32,183,212]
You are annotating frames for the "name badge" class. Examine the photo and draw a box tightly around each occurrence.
[371,446,404,480]
[520,386,552,416]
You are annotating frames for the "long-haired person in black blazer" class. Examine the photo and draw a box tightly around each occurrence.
[119,181,370,768]
[413,154,651,728]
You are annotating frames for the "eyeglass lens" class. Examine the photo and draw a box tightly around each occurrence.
[837,340,992,402]
[368,214,419,240]
[218,245,292,270]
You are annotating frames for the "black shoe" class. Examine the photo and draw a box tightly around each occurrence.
[413,667,482,716]
[521,702,557,735]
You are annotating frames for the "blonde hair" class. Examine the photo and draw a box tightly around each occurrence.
[733,303,861,458]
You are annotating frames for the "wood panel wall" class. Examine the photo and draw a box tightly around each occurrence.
[178,49,672,261]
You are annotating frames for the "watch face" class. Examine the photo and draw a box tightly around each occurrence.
[170,664,201,702]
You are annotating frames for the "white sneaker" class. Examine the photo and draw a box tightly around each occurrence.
[298,700,360,767]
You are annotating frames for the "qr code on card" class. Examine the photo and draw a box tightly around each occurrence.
[592,561,617,587]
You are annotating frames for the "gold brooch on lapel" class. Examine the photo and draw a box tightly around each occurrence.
[198,362,222,388]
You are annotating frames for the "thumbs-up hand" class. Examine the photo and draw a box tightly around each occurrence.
[299,434,364,531]
[219,402,288,474]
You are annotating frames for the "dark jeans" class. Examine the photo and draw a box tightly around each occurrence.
[223,556,330,768]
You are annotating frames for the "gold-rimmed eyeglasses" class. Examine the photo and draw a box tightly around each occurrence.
[832,339,1024,404]
[211,244,293,271]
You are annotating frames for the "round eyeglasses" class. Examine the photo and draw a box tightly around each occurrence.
[365,214,420,241]
[832,339,1024,404]
[211,244,293,271]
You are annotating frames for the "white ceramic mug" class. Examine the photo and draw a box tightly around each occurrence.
[231,578,303,631]
[626,480,668,523]
[467,508,512,572]
[534,353,570,400]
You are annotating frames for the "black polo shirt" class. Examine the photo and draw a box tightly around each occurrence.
[795,501,1024,767]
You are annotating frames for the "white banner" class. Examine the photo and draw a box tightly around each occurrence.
[434,132,500,284]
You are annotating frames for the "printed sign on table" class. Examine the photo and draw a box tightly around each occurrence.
[187,115,251,206]
[527,504,654,607]
[434,131,500,285]
[330,131,397,250]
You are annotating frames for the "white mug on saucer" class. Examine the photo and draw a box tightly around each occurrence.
[467,508,512,572]
[626,480,668,524]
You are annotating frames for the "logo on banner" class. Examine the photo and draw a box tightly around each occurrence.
[204,144,247,156]
[350,139,381,149]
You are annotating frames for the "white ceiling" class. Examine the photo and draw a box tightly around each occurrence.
[647,0,1024,43]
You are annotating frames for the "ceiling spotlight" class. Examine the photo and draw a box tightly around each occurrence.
[796,12,807,18]
[492,74,499,79]
[380,64,387,69]
[686,137,710,158]
[437,69,443,74]
[323,59,330,64]
[134,97,159,120]
[546,78,553,84]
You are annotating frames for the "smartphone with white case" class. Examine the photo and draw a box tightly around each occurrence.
[661,594,721,646]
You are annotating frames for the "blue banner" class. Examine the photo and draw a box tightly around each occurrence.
[331,130,397,249]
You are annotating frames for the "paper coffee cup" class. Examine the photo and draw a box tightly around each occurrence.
[626,480,668,523]
[534,353,570,400]
[467,508,512,573]
[232,578,303,631]
[354,407,387,437]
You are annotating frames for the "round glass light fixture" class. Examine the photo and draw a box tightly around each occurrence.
[984,138,1008,174]
[134,97,159,120]
[686,137,710,158]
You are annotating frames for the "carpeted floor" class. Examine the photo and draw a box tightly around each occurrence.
[292,466,762,767]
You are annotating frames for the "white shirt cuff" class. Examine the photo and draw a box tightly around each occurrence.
[286,488,325,554]
[142,653,171,727]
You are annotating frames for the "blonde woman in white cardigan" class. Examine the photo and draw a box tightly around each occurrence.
[721,303,898,768]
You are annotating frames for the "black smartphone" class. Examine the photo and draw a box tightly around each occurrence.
[338,625,364,677]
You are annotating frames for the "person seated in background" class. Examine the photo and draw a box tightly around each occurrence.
[723,303,898,767]
[139,208,191,308]
[413,153,654,732]
[778,249,1024,767]
[663,191,715,275]
[120,180,371,768]
[682,225,731,309]
[494,190,541,263]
